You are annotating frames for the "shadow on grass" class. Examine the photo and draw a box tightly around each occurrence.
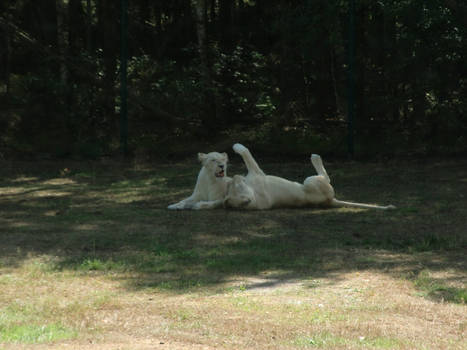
[0,158,466,302]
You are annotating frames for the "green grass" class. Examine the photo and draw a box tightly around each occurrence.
[0,305,77,344]
[293,333,404,348]
[293,329,412,349]
[0,157,466,347]
[0,323,77,344]
[293,333,348,348]
[1,158,466,284]
[414,270,467,304]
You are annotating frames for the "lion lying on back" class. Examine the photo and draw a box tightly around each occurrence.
[224,144,395,210]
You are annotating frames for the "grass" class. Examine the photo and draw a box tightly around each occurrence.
[0,323,76,344]
[293,333,404,348]
[0,284,78,344]
[0,156,466,349]
[414,270,467,304]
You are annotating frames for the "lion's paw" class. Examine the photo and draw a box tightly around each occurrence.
[168,203,183,210]
[193,201,212,210]
[233,143,248,154]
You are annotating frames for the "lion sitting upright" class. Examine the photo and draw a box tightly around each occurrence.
[167,151,231,210]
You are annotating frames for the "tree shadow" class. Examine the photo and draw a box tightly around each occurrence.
[0,159,466,303]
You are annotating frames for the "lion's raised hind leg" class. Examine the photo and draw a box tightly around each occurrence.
[311,154,330,183]
[233,143,265,176]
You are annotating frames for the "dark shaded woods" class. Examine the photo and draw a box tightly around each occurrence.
[0,0,466,159]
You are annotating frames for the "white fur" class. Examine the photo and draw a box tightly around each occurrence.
[225,144,395,210]
[168,152,231,210]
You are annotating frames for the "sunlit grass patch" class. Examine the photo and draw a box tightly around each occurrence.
[229,295,265,312]
[414,270,467,304]
[0,323,77,344]
[292,333,405,349]
[0,305,77,344]
[292,333,347,348]
[361,336,406,349]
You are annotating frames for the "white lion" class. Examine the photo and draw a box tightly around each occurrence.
[224,143,395,210]
[167,151,231,210]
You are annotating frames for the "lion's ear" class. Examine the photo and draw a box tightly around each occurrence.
[198,153,207,163]
[222,152,228,162]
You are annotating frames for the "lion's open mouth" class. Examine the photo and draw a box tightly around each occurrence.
[215,170,225,178]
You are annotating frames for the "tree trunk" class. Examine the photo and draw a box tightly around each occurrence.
[97,0,118,129]
[193,0,221,134]
[55,0,68,86]
[2,15,12,95]
[219,0,233,49]
[85,0,92,52]
[194,0,209,80]
[209,0,217,23]
[355,2,369,150]
[329,46,341,116]
[138,0,150,47]
[67,0,85,54]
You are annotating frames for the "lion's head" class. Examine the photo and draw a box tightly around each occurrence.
[224,175,254,208]
[198,152,228,178]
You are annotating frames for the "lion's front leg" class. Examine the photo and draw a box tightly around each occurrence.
[167,196,197,210]
[192,199,224,210]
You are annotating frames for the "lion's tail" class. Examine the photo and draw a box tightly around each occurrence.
[331,199,396,210]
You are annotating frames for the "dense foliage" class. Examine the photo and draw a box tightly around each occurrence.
[0,0,466,158]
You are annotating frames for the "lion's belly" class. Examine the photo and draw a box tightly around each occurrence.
[263,176,309,208]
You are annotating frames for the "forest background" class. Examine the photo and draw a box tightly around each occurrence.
[0,0,466,159]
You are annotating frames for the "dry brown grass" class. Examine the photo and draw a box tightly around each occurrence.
[0,158,466,349]
[1,261,465,349]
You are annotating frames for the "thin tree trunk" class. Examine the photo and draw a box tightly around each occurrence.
[55,0,67,86]
[3,15,12,95]
[219,0,233,49]
[330,46,341,116]
[97,0,118,125]
[86,0,92,52]
[209,0,216,23]
[193,0,221,134]
[194,0,209,81]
